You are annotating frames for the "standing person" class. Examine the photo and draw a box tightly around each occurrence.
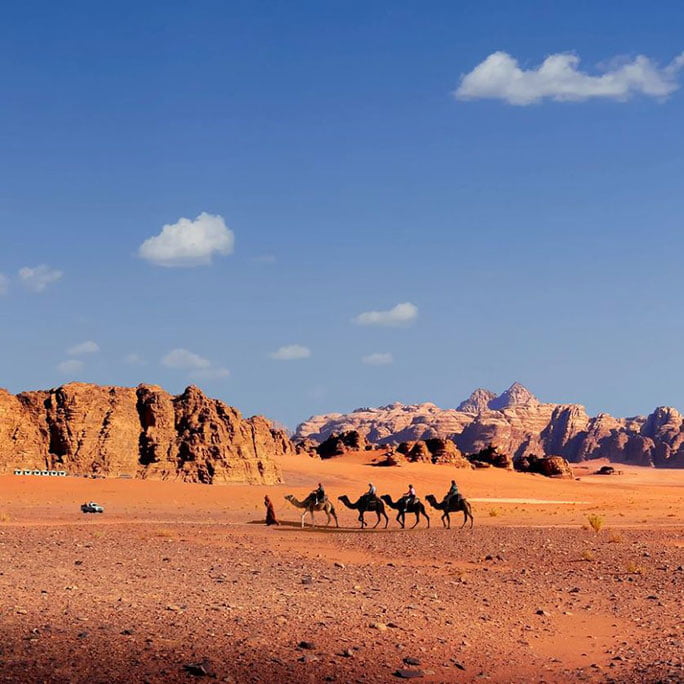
[264,495,279,526]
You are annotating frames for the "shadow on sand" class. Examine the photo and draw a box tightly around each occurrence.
[246,519,428,534]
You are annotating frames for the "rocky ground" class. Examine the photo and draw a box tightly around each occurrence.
[0,457,682,683]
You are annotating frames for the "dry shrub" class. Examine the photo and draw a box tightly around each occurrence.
[0,511,10,522]
[154,529,174,538]
[581,549,595,562]
[586,514,604,533]
[608,532,624,543]
[489,508,500,518]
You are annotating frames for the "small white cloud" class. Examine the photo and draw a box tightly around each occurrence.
[455,51,684,105]
[0,273,8,295]
[68,340,100,356]
[190,366,230,380]
[362,352,394,366]
[162,348,211,370]
[57,359,84,375]
[269,344,311,361]
[123,353,146,366]
[161,348,228,381]
[138,212,235,267]
[353,302,418,327]
[19,265,63,292]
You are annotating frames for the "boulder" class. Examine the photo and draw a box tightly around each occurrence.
[316,430,366,459]
[468,446,512,469]
[514,454,573,479]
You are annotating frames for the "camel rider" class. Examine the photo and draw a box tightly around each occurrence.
[365,482,378,502]
[443,479,459,507]
[403,483,416,508]
[313,482,325,505]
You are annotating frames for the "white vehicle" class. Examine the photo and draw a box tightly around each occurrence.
[80,501,104,513]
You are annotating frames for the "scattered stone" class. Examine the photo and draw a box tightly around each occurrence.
[394,669,425,679]
[182,661,212,677]
[298,641,315,650]
[403,657,421,666]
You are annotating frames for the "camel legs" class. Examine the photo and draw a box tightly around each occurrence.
[396,511,405,528]
[423,511,431,529]
[381,510,389,529]
[410,512,420,529]
[359,512,367,529]
[442,512,450,529]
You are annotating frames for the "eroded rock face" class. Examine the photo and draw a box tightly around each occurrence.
[295,383,684,468]
[316,430,366,459]
[514,454,573,479]
[1,383,291,484]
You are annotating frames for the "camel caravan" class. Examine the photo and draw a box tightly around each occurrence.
[282,480,474,530]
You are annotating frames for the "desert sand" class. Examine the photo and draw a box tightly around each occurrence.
[0,452,682,683]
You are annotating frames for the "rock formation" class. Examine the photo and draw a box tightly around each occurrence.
[315,430,367,459]
[0,382,292,484]
[514,454,573,479]
[295,383,684,468]
[397,439,471,468]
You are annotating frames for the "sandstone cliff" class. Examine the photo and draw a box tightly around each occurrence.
[1,383,292,484]
[295,383,684,468]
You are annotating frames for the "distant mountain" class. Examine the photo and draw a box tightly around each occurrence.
[294,383,684,468]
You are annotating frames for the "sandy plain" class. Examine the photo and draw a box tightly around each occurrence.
[0,452,682,683]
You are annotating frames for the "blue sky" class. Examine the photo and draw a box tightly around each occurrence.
[1,1,683,427]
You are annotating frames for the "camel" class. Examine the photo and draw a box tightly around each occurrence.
[380,494,430,529]
[284,494,339,529]
[338,494,389,529]
[425,494,474,529]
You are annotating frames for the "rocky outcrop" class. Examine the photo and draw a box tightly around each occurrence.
[398,439,471,467]
[316,430,366,459]
[514,454,573,479]
[468,446,513,470]
[1,382,292,484]
[294,383,684,468]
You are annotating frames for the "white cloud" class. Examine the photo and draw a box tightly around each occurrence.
[138,212,235,267]
[123,353,146,365]
[0,274,8,295]
[19,265,63,292]
[454,51,684,105]
[161,348,229,381]
[269,344,311,361]
[68,340,100,356]
[57,359,84,375]
[162,348,211,370]
[353,302,418,327]
[362,352,394,366]
[190,366,230,380]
